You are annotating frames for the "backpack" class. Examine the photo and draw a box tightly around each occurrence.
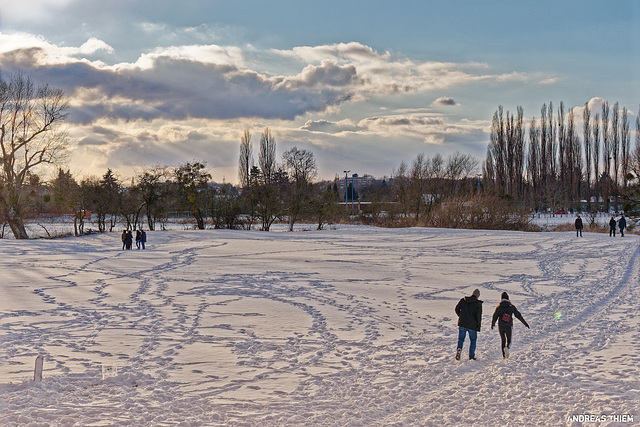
[501,312,512,322]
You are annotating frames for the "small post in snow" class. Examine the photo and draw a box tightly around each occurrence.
[33,355,44,381]
[101,364,118,380]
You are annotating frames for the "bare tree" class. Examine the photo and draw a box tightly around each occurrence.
[505,106,525,199]
[0,73,68,238]
[489,107,507,194]
[611,102,620,188]
[565,108,582,204]
[483,146,495,194]
[282,146,317,186]
[258,128,277,185]
[409,153,428,219]
[583,103,592,202]
[592,113,600,205]
[602,102,611,180]
[174,161,211,230]
[282,146,317,231]
[541,102,557,207]
[136,166,172,231]
[635,106,640,180]
[557,102,567,203]
[527,117,540,206]
[620,107,630,188]
[445,151,479,195]
[238,129,252,189]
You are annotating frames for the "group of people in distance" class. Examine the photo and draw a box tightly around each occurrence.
[455,289,529,361]
[121,229,147,250]
[574,214,627,237]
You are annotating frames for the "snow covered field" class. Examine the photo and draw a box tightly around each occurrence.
[1,226,639,426]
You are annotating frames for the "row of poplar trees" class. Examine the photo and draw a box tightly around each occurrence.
[484,101,639,212]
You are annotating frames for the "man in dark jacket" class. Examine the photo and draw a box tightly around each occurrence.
[491,292,530,359]
[609,216,616,237]
[141,230,147,249]
[574,215,583,237]
[455,289,483,360]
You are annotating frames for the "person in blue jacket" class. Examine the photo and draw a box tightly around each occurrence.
[619,214,627,237]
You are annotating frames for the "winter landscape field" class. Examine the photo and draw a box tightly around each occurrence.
[1,224,639,426]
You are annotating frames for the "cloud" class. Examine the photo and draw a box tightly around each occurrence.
[301,119,359,133]
[0,35,551,125]
[69,119,241,177]
[78,37,114,55]
[356,113,488,148]
[0,33,113,63]
[0,0,78,25]
[275,42,544,97]
[432,97,459,107]
[0,42,363,123]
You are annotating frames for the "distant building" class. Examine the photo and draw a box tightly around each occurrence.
[336,173,375,191]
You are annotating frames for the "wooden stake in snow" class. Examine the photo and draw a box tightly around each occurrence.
[34,355,44,381]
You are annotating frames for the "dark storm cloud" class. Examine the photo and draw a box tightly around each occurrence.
[0,48,360,124]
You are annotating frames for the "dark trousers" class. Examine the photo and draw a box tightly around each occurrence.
[610,227,616,237]
[499,326,512,357]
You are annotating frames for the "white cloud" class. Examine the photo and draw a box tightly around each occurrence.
[273,42,544,97]
[0,0,77,25]
[0,33,112,66]
[79,37,114,55]
[302,119,359,133]
[0,34,552,125]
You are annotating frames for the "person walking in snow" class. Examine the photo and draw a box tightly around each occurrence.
[619,214,626,237]
[454,289,483,360]
[574,215,583,237]
[121,230,127,250]
[491,292,529,359]
[124,230,133,250]
[135,229,142,249]
[609,216,616,237]
[140,230,147,250]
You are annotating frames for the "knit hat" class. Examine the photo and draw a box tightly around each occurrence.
[472,289,480,298]
[501,292,509,300]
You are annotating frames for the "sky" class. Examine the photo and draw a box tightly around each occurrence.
[0,1,638,184]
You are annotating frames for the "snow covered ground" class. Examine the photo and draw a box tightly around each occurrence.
[1,226,639,426]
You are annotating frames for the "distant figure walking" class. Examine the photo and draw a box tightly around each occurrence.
[124,230,133,250]
[121,230,127,250]
[141,230,147,250]
[136,230,142,249]
[619,214,626,237]
[574,215,583,237]
[609,216,616,237]
[491,292,530,359]
[455,289,483,361]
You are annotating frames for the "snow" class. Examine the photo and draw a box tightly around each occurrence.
[1,226,639,426]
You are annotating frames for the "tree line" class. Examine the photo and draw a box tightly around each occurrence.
[3,72,598,240]
[484,101,639,214]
